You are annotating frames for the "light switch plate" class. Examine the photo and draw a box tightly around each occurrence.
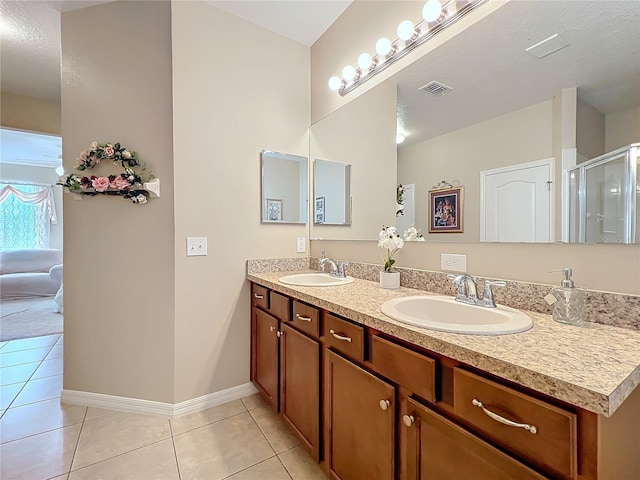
[187,237,208,256]
[296,237,306,253]
[441,253,466,272]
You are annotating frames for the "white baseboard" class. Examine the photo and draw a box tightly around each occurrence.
[61,382,258,418]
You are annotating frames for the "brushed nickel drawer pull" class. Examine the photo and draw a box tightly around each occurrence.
[295,314,312,322]
[277,331,283,338]
[329,330,352,342]
[379,399,390,411]
[472,399,538,434]
[269,326,277,332]
[253,293,264,299]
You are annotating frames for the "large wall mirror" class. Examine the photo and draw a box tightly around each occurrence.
[261,150,308,224]
[311,0,640,243]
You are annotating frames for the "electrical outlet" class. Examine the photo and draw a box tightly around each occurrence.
[296,237,306,253]
[186,237,208,256]
[441,253,466,272]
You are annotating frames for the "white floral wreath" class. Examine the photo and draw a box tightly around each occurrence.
[58,142,155,204]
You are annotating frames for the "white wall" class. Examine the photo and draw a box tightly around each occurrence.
[171,1,309,402]
[0,163,63,249]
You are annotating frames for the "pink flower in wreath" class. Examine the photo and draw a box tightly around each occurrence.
[92,176,110,192]
[110,176,130,191]
[104,144,115,156]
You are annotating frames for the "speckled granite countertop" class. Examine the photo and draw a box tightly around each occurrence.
[248,270,640,417]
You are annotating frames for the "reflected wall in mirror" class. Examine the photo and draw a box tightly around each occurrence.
[313,159,352,225]
[312,0,640,243]
[261,150,308,224]
[310,79,397,240]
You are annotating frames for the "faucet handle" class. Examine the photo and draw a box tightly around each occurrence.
[482,280,506,308]
[318,250,326,271]
[336,261,349,278]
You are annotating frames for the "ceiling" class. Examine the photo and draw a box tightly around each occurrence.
[396,0,640,146]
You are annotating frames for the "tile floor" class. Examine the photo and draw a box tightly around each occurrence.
[0,334,328,480]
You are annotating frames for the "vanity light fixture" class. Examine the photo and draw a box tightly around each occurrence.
[328,0,487,96]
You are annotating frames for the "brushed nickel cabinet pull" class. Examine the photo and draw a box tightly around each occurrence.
[403,414,415,427]
[277,331,283,338]
[379,399,390,411]
[329,330,352,342]
[472,399,537,434]
[295,314,312,322]
[253,293,264,299]
[269,326,276,332]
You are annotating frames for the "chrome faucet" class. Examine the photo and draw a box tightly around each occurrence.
[318,251,349,278]
[448,274,505,308]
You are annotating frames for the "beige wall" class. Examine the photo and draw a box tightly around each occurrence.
[61,1,176,402]
[310,80,396,240]
[605,105,640,152]
[0,163,63,249]
[399,100,553,242]
[0,92,61,135]
[171,1,309,402]
[576,96,605,162]
[311,3,640,296]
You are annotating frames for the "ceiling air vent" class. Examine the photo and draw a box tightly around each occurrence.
[419,81,453,96]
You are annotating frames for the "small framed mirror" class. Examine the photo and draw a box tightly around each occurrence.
[313,158,352,225]
[261,150,308,224]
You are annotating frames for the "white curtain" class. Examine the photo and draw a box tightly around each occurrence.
[0,183,57,249]
[0,184,57,223]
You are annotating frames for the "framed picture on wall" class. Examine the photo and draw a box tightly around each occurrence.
[266,198,282,222]
[428,187,463,233]
[315,197,325,224]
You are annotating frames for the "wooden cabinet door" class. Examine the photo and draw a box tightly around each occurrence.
[326,350,395,480]
[280,323,320,461]
[403,397,546,480]
[252,307,279,411]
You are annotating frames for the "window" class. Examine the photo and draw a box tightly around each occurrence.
[0,183,53,249]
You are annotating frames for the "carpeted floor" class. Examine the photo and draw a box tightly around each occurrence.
[0,297,63,341]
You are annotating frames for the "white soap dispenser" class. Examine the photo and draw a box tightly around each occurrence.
[546,268,584,327]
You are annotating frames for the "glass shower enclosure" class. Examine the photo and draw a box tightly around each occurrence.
[568,143,639,243]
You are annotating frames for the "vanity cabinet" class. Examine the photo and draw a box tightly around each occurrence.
[279,322,321,461]
[249,281,634,479]
[325,350,395,480]
[251,307,279,410]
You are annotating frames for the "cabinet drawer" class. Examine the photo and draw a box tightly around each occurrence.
[370,335,436,404]
[454,368,577,479]
[270,291,290,322]
[324,313,364,362]
[291,300,320,338]
[251,284,268,310]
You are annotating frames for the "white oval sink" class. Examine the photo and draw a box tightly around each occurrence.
[279,273,355,287]
[380,295,532,335]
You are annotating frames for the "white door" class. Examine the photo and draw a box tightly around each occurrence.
[481,159,553,242]
[396,184,415,235]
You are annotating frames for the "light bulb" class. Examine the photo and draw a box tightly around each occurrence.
[342,65,357,82]
[397,20,415,41]
[328,76,342,91]
[358,53,373,70]
[422,0,443,22]
[375,37,393,56]
[396,134,405,144]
